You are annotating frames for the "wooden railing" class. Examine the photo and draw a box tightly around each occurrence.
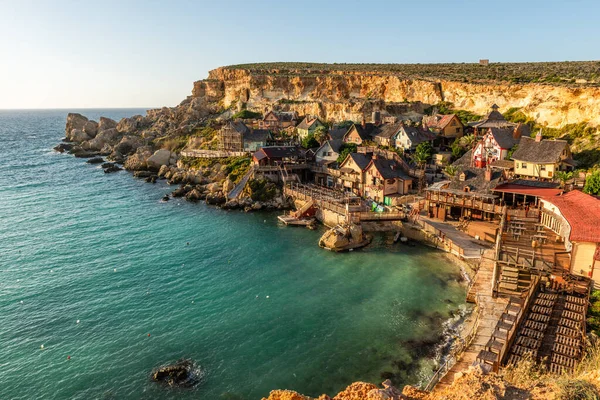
[350,211,405,222]
[428,193,505,214]
[181,149,247,158]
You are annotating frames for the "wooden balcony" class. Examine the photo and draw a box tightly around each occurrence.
[427,193,504,214]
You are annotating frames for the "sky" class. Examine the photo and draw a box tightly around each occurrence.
[0,0,598,109]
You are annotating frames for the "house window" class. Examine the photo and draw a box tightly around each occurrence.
[548,171,553,178]
[522,163,527,168]
[540,165,546,171]
[455,127,460,133]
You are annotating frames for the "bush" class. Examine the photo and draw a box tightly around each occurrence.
[557,379,600,400]
[232,110,262,119]
[301,134,319,149]
[584,171,600,195]
[336,142,357,164]
[247,178,279,201]
[224,157,251,183]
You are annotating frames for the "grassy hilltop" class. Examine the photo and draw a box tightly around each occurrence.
[226,61,600,86]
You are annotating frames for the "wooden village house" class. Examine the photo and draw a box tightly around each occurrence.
[336,152,372,196]
[469,104,517,135]
[218,120,273,152]
[315,139,343,165]
[393,124,435,151]
[258,110,297,131]
[472,127,521,168]
[363,156,412,205]
[342,121,379,145]
[511,134,574,180]
[423,114,464,144]
[296,116,324,140]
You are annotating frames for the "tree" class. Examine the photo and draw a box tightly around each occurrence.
[555,170,574,188]
[301,134,319,149]
[336,143,357,164]
[313,126,329,144]
[507,144,518,160]
[413,142,434,168]
[444,165,458,177]
[584,170,600,195]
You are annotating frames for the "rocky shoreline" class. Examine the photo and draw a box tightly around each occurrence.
[56,113,292,212]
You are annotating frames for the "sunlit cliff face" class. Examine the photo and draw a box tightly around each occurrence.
[192,67,600,128]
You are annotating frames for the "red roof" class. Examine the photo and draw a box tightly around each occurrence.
[493,183,563,197]
[542,190,600,242]
[436,114,457,129]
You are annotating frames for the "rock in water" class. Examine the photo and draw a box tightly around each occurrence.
[151,359,202,388]
[86,157,104,164]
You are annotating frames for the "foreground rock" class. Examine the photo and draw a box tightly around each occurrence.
[261,381,404,400]
[151,359,202,388]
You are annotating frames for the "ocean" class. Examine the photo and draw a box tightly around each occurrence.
[0,109,468,399]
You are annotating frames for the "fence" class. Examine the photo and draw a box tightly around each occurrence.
[181,149,248,158]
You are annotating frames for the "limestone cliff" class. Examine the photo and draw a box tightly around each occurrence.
[192,65,600,127]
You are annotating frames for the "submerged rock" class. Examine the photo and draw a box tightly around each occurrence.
[86,157,104,164]
[54,143,74,153]
[151,359,203,388]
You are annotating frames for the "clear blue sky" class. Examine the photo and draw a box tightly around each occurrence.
[1,0,598,109]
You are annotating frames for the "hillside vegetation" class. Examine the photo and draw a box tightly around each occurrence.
[226,61,600,86]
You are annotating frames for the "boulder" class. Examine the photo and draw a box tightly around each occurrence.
[151,359,200,388]
[83,121,99,138]
[145,175,158,184]
[147,149,173,170]
[113,136,141,156]
[54,143,73,153]
[185,188,203,202]
[65,113,88,140]
[87,128,119,151]
[70,128,91,143]
[98,117,117,132]
[133,171,153,178]
[123,147,152,171]
[104,164,122,173]
[222,178,235,194]
[86,157,104,164]
[158,165,171,178]
[206,182,221,193]
[172,186,188,198]
[116,116,141,134]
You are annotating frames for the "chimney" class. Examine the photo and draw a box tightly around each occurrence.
[361,116,366,129]
[513,123,522,140]
[535,129,543,142]
[484,168,492,182]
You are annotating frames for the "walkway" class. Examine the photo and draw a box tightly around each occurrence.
[435,250,509,391]
[227,167,254,200]
[420,217,491,259]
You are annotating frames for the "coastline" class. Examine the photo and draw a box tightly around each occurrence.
[55,110,480,397]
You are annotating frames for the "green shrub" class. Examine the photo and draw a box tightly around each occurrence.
[247,178,279,201]
[336,143,357,164]
[584,171,600,195]
[232,110,262,119]
[301,134,319,149]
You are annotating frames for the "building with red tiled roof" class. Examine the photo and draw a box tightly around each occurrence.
[540,190,600,285]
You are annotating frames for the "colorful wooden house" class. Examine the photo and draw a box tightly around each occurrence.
[363,157,413,204]
[258,111,297,131]
[296,116,324,140]
[472,127,521,168]
[393,125,435,151]
[511,133,574,180]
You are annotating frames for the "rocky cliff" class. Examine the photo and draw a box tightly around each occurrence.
[192,65,600,127]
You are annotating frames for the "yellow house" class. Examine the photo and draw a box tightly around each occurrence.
[296,116,324,140]
[512,134,573,180]
[540,190,600,287]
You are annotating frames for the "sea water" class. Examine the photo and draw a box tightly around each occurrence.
[0,109,468,399]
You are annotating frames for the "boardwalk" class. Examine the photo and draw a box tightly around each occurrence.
[435,249,508,391]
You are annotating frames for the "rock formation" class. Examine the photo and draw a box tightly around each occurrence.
[193,66,600,128]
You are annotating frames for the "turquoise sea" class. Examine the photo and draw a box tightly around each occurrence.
[0,109,468,400]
